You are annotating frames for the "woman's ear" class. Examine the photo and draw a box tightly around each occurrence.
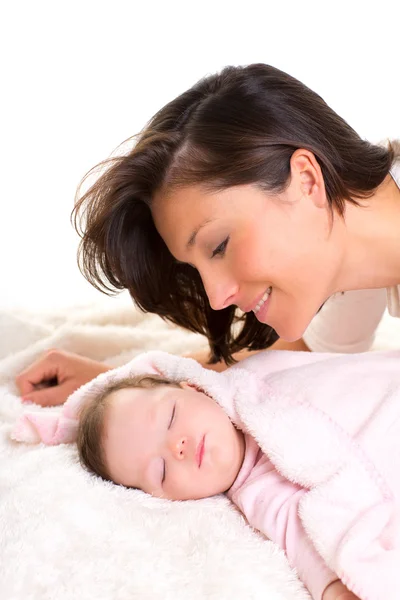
[290,149,328,209]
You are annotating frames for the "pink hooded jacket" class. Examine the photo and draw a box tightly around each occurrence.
[11,349,400,600]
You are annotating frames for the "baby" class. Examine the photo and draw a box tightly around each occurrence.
[14,348,400,600]
[76,368,357,600]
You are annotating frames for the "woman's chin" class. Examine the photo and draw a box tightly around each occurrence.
[272,318,310,343]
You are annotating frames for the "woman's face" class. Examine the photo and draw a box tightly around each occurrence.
[152,151,346,341]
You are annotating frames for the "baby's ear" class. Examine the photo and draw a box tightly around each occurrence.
[179,381,200,391]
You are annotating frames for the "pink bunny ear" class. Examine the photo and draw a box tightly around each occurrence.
[10,412,79,445]
[11,351,164,446]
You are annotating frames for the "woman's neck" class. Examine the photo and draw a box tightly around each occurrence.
[335,172,400,292]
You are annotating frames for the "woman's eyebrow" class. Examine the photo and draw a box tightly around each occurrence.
[186,219,215,248]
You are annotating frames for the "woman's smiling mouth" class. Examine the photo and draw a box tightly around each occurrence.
[252,287,272,314]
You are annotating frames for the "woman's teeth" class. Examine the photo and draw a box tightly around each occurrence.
[253,287,272,314]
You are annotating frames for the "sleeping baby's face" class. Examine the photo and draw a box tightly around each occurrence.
[102,382,245,500]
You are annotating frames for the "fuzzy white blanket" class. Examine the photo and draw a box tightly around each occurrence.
[0,297,398,600]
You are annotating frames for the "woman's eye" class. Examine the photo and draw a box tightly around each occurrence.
[211,236,230,258]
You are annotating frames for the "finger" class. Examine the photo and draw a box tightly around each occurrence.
[16,357,60,396]
[21,385,68,407]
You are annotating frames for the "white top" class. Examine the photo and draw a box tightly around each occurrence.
[303,156,400,353]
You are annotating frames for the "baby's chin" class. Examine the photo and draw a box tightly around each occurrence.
[156,471,242,502]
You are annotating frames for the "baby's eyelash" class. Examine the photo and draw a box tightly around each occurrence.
[162,404,176,484]
[168,405,176,429]
[211,236,230,258]
[162,460,166,483]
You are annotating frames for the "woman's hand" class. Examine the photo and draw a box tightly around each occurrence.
[322,579,361,600]
[15,349,111,406]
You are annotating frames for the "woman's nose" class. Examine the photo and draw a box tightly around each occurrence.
[202,272,239,311]
[170,436,188,460]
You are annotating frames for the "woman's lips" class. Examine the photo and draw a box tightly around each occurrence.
[196,435,205,468]
[242,287,272,314]
[253,288,272,323]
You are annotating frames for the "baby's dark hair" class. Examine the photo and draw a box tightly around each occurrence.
[72,63,397,365]
[76,373,179,484]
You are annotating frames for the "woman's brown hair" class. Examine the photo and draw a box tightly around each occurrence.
[73,63,395,364]
[77,375,179,484]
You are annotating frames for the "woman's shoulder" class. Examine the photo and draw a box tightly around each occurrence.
[303,288,388,353]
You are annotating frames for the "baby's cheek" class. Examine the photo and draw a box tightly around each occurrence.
[164,469,187,500]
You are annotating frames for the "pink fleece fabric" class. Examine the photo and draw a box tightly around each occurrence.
[227,435,336,600]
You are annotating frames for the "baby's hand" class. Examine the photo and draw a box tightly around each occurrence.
[322,580,361,600]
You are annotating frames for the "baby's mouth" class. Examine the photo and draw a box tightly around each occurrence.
[196,435,205,468]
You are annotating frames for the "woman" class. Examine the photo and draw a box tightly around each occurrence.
[17,63,400,406]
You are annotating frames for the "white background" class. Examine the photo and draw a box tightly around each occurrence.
[0,0,399,311]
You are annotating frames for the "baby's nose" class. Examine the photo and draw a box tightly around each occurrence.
[171,436,188,460]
